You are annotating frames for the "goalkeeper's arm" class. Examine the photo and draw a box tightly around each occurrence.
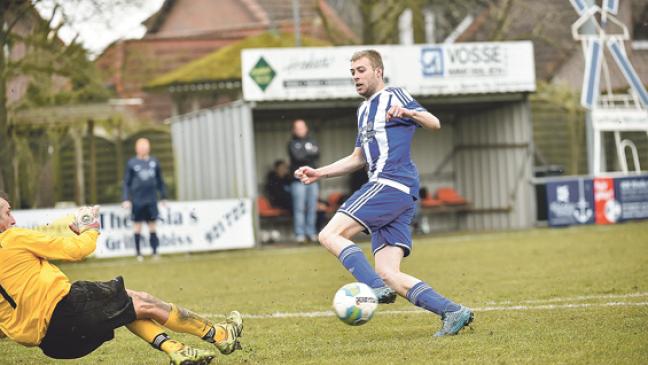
[2,206,101,261]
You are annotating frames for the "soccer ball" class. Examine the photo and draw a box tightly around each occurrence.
[332,282,378,326]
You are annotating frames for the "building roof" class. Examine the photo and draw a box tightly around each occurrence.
[146,31,329,88]
[143,0,264,37]
[143,0,356,42]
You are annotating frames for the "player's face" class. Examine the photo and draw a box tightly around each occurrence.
[0,199,16,232]
[351,57,382,99]
[292,120,308,138]
[135,139,150,157]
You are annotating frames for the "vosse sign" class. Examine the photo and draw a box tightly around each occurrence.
[242,42,535,101]
[421,43,506,77]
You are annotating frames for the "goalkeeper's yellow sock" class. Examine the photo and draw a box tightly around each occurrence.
[126,320,184,353]
[163,304,224,343]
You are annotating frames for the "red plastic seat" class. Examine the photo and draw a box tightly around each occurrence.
[421,197,443,208]
[257,196,290,217]
[327,192,345,211]
[435,187,468,206]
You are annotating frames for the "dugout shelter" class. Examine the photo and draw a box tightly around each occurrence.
[169,43,537,235]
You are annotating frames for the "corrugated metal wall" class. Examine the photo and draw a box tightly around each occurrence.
[170,101,257,200]
[413,114,456,192]
[454,100,535,230]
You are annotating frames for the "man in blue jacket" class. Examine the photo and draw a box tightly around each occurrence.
[122,138,167,261]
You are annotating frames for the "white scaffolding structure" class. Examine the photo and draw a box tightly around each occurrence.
[570,0,648,174]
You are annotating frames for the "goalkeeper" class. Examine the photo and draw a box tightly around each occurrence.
[0,195,242,365]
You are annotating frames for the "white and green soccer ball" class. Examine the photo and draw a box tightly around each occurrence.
[332,282,378,326]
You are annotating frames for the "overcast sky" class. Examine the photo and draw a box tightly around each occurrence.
[34,0,165,58]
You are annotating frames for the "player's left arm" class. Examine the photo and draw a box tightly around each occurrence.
[155,158,169,200]
[386,89,440,130]
[387,104,440,130]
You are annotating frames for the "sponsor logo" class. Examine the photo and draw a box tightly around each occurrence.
[421,44,507,78]
[421,47,444,77]
[249,57,276,91]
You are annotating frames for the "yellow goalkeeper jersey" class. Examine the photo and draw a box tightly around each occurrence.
[0,227,98,346]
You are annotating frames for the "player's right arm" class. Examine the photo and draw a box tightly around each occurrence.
[295,147,365,184]
[122,159,133,208]
[1,228,98,261]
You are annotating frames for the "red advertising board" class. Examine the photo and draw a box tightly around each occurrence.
[593,177,619,224]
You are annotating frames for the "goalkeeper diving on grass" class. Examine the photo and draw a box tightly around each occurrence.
[295,49,473,336]
[0,194,243,365]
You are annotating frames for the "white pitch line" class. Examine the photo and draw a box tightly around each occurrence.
[201,301,648,320]
[475,301,648,312]
[486,292,648,305]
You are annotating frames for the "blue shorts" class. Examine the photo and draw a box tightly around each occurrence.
[131,202,159,222]
[338,182,415,257]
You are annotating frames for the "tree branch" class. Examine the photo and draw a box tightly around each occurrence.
[4,1,36,36]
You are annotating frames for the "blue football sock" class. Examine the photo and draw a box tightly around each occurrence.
[338,245,385,288]
[406,281,460,316]
[150,233,159,254]
[134,233,142,256]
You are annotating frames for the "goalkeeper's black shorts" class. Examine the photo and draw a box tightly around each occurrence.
[39,276,137,359]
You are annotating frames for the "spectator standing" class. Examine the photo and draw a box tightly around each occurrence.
[288,119,320,243]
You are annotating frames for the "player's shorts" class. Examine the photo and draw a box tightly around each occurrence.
[132,202,159,222]
[338,181,416,257]
[39,276,137,359]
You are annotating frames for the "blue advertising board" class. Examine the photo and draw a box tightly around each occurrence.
[613,175,648,221]
[546,178,595,227]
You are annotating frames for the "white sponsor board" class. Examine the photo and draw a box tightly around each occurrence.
[242,42,535,101]
[11,200,255,258]
[591,107,648,131]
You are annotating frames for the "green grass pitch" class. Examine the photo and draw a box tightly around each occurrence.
[1,221,647,364]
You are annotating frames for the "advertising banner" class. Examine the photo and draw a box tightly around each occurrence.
[613,175,648,221]
[593,177,620,224]
[242,42,535,101]
[546,178,595,227]
[11,199,255,258]
[546,174,648,227]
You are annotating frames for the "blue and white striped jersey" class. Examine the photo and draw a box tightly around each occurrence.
[355,87,426,198]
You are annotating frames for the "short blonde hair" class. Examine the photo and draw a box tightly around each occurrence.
[351,49,384,77]
[135,137,150,147]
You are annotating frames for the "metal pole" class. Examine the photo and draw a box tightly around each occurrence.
[584,0,596,175]
[292,0,301,47]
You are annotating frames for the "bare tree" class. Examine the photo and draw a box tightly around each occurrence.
[349,0,491,44]
[1,0,141,206]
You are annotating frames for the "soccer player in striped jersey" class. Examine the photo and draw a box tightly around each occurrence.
[295,50,473,336]
[0,196,242,364]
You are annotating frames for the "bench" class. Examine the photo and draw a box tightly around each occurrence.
[257,193,345,243]
[417,187,470,233]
